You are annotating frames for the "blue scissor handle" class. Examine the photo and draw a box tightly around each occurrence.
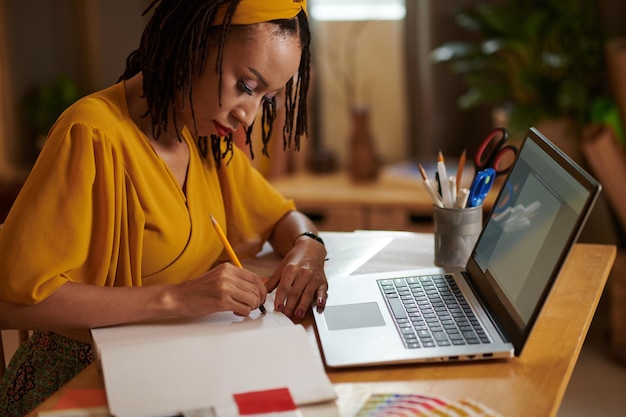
[467,168,496,207]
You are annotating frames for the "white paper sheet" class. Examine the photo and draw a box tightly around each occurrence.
[91,313,334,417]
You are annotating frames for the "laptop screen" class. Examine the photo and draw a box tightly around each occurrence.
[466,128,600,353]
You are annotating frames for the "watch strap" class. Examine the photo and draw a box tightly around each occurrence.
[297,231,325,247]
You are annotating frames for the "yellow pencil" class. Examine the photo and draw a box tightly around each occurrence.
[210,214,266,313]
[210,214,243,268]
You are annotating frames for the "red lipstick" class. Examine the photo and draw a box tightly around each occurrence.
[214,121,233,137]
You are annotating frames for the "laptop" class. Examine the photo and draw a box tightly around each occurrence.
[313,127,601,367]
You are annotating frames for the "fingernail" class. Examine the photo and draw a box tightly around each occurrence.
[295,308,304,318]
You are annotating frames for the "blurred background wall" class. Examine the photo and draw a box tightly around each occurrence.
[0,0,625,181]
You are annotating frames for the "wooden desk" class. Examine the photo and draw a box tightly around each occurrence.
[270,170,499,233]
[28,242,615,417]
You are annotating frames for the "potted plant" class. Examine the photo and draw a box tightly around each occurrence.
[429,0,607,147]
[21,74,82,151]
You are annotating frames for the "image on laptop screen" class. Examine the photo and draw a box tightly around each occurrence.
[473,135,595,329]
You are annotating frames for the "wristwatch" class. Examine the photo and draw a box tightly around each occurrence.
[297,231,325,247]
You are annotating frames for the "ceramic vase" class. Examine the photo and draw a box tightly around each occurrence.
[347,107,379,182]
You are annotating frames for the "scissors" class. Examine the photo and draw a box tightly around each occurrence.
[467,168,496,208]
[473,127,518,176]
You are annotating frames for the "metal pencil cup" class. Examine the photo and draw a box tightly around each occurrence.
[433,205,483,267]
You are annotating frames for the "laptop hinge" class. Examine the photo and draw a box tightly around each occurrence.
[460,270,511,343]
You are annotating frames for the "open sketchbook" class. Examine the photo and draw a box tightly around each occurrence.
[90,303,335,417]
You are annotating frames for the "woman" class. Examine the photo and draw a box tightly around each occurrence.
[0,0,327,415]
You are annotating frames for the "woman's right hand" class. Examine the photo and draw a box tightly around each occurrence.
[172,262,268,318]
[0,263,267,339]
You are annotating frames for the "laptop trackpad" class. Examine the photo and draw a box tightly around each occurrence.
[324,302,386,330]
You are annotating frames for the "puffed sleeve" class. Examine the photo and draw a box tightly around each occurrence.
[0,121,143,304]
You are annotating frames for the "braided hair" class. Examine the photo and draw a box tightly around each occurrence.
[118,0,311,167]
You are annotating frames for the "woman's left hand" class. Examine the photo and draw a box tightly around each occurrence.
[264,236,327,321]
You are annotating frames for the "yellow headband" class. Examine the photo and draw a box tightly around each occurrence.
[213,0,307,25]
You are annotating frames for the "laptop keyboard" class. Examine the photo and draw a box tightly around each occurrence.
[378,274,491,349]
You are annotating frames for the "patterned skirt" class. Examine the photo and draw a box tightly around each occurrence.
[0,331,95,417]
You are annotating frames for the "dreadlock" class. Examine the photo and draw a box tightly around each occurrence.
[118,0,311,168]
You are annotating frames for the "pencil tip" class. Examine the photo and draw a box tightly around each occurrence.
[417,163,428,180]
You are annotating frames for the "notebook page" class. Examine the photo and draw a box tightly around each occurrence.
[91,308,290,352]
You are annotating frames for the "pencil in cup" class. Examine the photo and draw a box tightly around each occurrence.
[418,163,444,208]
[437,151,453,208]
[210,214,266,313]
[454,188,470,209]
[455,149,466,194]
[448,176,457,204]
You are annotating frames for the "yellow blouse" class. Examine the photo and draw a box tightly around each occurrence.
[0,82,295,304]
